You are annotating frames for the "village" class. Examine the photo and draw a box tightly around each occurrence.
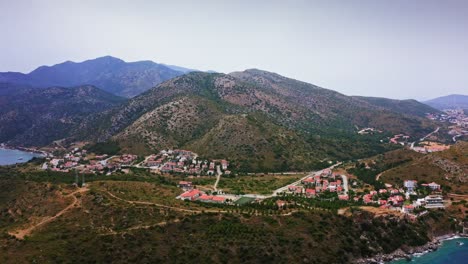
[38,144,449,217]
[41,148,231,177]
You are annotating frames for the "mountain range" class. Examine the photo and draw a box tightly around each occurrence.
[69,69,437,171]
[0,57,444,171]
[423,94,468,110]
[0,56,190,97]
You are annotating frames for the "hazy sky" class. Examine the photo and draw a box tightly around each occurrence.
[1,0,467,100]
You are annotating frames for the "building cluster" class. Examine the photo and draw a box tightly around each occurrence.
[353,179,444,216]
[357,127,383,135]
[41,147,137,174]
[286,169,348,199]
[176,182,227,204]
[145,149,230,176]
[427,110,468,142]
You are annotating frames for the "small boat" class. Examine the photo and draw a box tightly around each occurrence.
[456,241,464,246]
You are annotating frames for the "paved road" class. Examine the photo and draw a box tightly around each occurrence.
[410,127,440,149]
[213,165,222,191]
[269,162,343,197]
[341,174,349,195]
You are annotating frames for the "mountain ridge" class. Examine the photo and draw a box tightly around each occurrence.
[70,70,437,171]
[423,94,468,110]
[0,56,187,97]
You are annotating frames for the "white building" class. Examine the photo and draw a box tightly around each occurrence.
[424,195,444,208]
[404,180,417,192]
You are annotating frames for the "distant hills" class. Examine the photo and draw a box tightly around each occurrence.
[69,70,437,171]
[354,96,440,117]
[0,83,125,146]
[0,56,190,97]
[423,94,468,110]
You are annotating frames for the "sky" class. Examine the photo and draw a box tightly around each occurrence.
[0,0,467,100]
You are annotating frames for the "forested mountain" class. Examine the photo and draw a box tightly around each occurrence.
[0,83,126,146]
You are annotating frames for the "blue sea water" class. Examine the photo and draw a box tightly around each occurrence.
[0,148,42,165]
[390,238,468,264]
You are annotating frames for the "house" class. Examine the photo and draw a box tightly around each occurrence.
[404,180,417,192]
[363,194,374,204]
[421,182,441,191]
[179,189,202,201]
[402,204,414,214]
[276,200,286,209]
[379,189,388,194]
[211,196,226,203]
[378,199,387,205]
[388,195,404,206]
[321,169,332,177]
[338,195,349,201]
[221,160,229,170]
[305,188,316,197]
[424,195,444,208]
[302,177,315,185]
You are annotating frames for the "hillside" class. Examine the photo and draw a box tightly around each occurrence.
[423,94,468,110]
[0,84,126,146]
[0,167,455,264]
[380,141,468,194]
[0,56,186,97]
[73,70,437,171]
[354,96,440,117]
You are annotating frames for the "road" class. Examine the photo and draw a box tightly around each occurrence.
[270,162,343,197]
[410,126,440,149]
[213,165,222,191]
[341,174,349,195]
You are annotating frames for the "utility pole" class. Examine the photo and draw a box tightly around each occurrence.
[81,173,86,187]
[75,170,78,186]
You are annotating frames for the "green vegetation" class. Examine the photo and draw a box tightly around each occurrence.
[218,174,305,195]
[86,141,121,155]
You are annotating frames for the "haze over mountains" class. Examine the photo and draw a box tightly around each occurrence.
[0,56,190,97]
[423,94,468,110]
[0,56,445,171]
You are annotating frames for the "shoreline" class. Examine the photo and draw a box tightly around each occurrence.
[0,144,48,157]
[354,233,468,263]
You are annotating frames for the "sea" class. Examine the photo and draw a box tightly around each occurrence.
[390,237,468,264]
[0,148,42,166]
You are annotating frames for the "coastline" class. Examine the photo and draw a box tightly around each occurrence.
[0,144,48,157]
[354,233,467,264]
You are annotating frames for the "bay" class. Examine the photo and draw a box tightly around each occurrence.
[0,148,42,166]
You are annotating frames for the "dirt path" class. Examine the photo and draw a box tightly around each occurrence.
[9,187,89,240]
[100,219,182,236]
[448,193,468,199]
[104,190,216,213]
